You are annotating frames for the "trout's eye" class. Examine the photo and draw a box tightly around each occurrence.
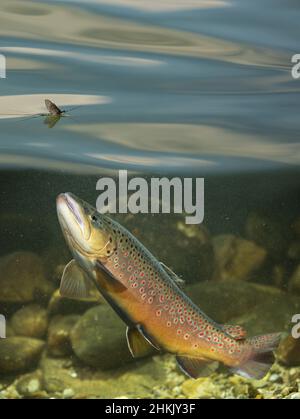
[91,215,97,222]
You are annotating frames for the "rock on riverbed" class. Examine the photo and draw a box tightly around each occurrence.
[70,305,134,369]
[10,304,48,338]
[0,337,45,374]
[0,252,54,304]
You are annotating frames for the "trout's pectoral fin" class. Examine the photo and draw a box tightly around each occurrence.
[95,261,127,293]
[222,324,247,340]
[176,356,219,379]
[160,262,185,287]
[60,260,96,301]
[126,326,159,358]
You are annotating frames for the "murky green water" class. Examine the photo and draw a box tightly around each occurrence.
[0,0,300,399]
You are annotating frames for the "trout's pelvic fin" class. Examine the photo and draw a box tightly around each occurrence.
[60,260,97,301]
[222,324,247,340]
[176,356,219,379]
[160,262,185,287]
[126,326,159,358]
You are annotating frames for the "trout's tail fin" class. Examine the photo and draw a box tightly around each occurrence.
[231,333,282,380]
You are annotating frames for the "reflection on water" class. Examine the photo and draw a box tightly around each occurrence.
[0,94,110,119]
[0,0,299,169]
[0,0,299,173]
[0,0,300,400]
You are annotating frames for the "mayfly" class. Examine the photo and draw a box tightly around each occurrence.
[1,99,81,128]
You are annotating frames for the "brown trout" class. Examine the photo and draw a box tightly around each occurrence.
[57,193,281,379]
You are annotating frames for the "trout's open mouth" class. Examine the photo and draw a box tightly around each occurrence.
[57,193,115,259]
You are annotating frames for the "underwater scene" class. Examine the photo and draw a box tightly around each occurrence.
[0,0,300,401]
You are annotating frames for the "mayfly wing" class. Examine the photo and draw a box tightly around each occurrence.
[44,115,61,128]
[45,99,62,115]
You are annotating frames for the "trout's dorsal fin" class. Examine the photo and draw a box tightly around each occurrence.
[222,324,247,340]
[126,326,158,358]
[176,356,219,378]
[60,260,96,300]
[160,262,185,287]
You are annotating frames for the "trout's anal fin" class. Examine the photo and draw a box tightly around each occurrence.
[60,260,95,300]
[126,326,158,358]
[222,324,247,340]
[176,356,219,379]
[160,262,185,287]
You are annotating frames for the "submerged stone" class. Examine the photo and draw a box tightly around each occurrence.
[48,289,102,315]
[10,304,48,338]
[212,235,266,281]
[277,335,300,366]
[70,305,134,369]
[0,337,44,374]
[47,315,80,357]
[0,252,54,304]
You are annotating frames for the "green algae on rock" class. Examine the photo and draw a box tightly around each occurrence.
[70,305,135,370]
[212,235,266,282]
[0,337,45,374]
[47,315,80,357]
[10,304,48,338]
[0,252,54,304]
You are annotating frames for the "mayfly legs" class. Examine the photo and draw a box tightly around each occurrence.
[0,99,82,127]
